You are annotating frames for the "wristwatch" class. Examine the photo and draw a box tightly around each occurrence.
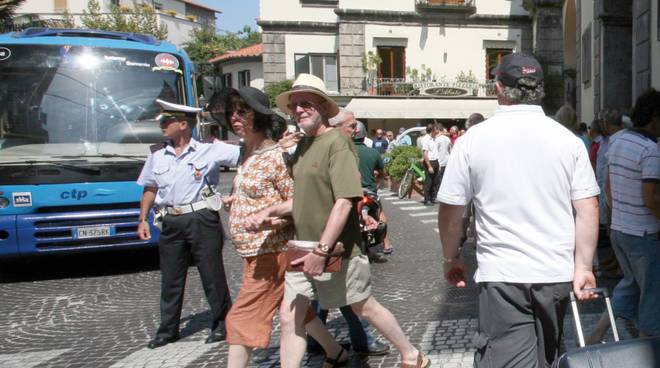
[318,242,331,254]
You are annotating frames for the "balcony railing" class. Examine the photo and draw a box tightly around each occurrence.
[366,78,496,97]
[415,0,476,13]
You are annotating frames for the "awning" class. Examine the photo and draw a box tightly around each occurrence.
[344,97,499,120]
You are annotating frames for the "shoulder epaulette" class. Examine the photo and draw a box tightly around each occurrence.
[150,142,166,153]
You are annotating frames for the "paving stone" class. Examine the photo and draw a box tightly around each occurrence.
[0,185,638,367]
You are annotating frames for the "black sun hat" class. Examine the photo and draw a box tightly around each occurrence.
[207,86,274,130]
[491,53,544,87]
[223,86,274,116]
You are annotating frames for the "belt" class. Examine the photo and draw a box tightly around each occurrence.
[164,200,208,216]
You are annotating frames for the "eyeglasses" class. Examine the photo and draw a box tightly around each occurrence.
[287,100,320,112]
[347,123,357,129]
[227,108,253,118]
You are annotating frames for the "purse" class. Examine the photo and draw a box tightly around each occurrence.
[286,240,344,273]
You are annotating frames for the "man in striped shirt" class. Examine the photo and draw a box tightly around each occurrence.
[606,88,660,338]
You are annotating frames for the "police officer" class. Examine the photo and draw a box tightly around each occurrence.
[137,99,239,349]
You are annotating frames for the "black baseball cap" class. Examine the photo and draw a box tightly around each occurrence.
[491,53,544,87]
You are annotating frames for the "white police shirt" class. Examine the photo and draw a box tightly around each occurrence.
[137,138,240,207]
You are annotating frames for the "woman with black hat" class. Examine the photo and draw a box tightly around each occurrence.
[219,87,339,367]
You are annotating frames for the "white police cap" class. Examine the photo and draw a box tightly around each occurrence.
[156,99,202,120]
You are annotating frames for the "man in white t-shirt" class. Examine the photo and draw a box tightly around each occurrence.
[421,123,441,205]
[436,53,600,368]
[435,126,451,180]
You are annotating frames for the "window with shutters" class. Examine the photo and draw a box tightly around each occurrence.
[238,70,250,88]
[294,53,338,92]
[377,46,406,79]
[485,49,512,81]
[54,0,67,12]
[581,24,592,85]
[222,73,232,88]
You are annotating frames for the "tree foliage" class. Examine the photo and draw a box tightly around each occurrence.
[0,0,26,32]
[183,25,262,75]
[264,79,293,107]
[80,0,167,39]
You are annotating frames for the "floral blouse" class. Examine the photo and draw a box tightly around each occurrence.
[229,144,294,257]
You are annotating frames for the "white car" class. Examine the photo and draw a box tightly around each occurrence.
[394,127,427,148]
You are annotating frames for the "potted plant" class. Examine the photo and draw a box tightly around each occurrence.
[383,145,422,192]
[361,51,382,95]
[163,9,177,17]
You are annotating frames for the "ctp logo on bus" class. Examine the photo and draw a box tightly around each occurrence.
[60,189,88,200]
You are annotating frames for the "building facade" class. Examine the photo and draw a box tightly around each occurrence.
[258,0,564,129]
[14,0,219,46]
[209,43,265,91]
[555,0,659,124]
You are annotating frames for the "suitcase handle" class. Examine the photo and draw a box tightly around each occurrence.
[570,288,619,347]
[570,287,609,301]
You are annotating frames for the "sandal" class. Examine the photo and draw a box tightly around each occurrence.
[401,351,431,368]
[323,345,348,368]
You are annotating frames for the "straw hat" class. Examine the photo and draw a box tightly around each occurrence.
[275,73,339,118]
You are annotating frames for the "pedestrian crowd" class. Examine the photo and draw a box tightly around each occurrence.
[136,52,659,368]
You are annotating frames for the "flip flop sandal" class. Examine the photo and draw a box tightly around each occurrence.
[323,346,348,368]
[383,247,394,255]
[400,351,431,368]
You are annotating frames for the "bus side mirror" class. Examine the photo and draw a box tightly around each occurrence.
[206,91,230,130]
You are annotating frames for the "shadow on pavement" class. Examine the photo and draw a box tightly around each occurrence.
[179,310,214,338]
[0,247,160,283]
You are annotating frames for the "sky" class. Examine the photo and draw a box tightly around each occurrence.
[198,0,260,33]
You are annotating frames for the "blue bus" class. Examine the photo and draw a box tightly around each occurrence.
[0,28,200,257]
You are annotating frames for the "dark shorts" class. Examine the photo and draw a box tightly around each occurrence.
[474,282,571,368]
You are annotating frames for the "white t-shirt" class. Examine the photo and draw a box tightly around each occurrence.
[417,133,429,150]
[422,134,440,161]
[436,134,451,167]
[437,104,600,283]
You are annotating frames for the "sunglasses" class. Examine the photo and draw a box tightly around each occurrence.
[287,100,321,112]
[227,108,252,118]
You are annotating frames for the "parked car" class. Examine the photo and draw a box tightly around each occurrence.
[394,127,427,149]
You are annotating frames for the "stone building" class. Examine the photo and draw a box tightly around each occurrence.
[533,0,660,124]
[258,0,569,130]
[14,0,219,46]
[209,43,265,90]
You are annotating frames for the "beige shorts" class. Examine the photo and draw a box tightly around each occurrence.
[284,254,372,309]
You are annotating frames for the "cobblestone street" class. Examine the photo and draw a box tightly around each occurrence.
[0,178,636,368]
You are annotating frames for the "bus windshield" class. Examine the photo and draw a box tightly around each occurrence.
[0,44,185,160]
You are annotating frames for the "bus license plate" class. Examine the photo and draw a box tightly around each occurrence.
[74,225,113,239]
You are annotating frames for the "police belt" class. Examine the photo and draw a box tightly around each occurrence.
[163,200,208,216]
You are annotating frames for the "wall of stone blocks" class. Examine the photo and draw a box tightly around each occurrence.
[633,0,652,99]
[262,32,287,86]
[338,22,366,94]
[532,1,565,114]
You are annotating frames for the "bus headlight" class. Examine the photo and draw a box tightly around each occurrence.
[0,197,9,208]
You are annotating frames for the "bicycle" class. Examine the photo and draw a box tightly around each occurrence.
[397,158,427,199]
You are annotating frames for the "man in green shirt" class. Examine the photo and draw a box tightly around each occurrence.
[246,74,429,368]
[330,110,394,255]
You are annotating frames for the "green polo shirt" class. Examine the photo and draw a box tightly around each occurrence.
[292,129,363,258]
[354,141,384,193]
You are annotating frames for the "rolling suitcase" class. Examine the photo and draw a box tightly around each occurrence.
[554,287,660,368]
